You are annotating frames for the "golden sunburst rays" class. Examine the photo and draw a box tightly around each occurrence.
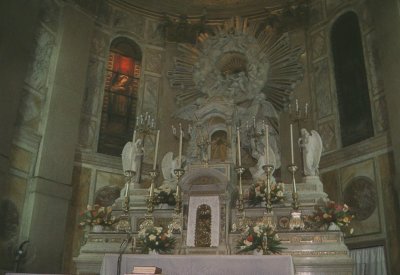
[167,16,303,113]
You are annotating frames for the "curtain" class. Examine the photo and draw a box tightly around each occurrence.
[350,246,387,275]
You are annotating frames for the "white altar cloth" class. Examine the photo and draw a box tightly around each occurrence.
[100,254,295,275]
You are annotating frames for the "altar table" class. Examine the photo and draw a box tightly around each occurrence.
[100,254,295,275]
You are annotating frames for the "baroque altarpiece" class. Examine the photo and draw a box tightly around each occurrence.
[75,17,353,275]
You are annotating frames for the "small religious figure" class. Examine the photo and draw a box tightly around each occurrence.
[210,132,228,162]
[298,128,323,176]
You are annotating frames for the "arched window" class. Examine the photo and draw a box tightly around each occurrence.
[331,12,373,147]
[98,37,142,156]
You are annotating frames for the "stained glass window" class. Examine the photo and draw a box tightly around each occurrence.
[98,37,142,156]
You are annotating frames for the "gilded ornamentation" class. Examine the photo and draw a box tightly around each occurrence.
[195,204,212,247]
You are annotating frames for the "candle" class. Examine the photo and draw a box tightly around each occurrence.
[290,124,294,164]
[265,124,269,165]
[124,182,129,197]
[239,178,243,195]
[178,124,183,168]
[295,99,299,113]
[305,103,308,116]
[253,116,256,128]
[132,130,136,143]
[237,127,241,166]
[153,130,160,170]
[149,182,154,197]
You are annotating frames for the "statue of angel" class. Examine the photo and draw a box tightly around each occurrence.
[161,152,186,188]
[298,129,323,176]
[121,138,143,175]
[249,137,276,181]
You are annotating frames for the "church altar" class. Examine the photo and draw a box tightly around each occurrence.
[100,254,295,275]
[74,17,354,275]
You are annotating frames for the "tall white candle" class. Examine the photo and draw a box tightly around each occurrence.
[265,124,269,165]
[124,182,129,197]
[149,182,154,197]
[290,124,294,164]
[178,124,183,168]
[237,127,242,166]
[153,130,160,170]
[132,130,137,143]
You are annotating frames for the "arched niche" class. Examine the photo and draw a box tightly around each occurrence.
[331,11,373,147]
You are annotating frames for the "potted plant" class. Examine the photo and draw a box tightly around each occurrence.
[307,200,355,234]
[153,185,176,208]
[236,222,285,255]
[138,225,176,254]
[79,204,118,232]
[248,181,285,207]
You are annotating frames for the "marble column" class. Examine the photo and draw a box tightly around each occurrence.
[21,5,94,273]
[0,1,41,188]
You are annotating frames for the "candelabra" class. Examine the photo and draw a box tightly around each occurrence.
[136,112,156,135]
[288,164,305,230]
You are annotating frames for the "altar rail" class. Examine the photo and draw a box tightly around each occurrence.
[101,254,295,275]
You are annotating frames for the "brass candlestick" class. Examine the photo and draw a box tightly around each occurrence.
[262,164,275,213]
[261,164,276,229]
[173,168,185,214]
[235,166,246,212]
[287,164,304,230]
[116,171,134,232]
[168,168,185,234]
[140,170,158,229]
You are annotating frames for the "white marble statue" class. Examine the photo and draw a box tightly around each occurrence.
[121,138,143,175]
[161,152,186,188]
[298,128,323,176]
[249,136,276,181]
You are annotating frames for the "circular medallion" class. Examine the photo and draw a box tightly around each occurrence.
[343,177,377,221]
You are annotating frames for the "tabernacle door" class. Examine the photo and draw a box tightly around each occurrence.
[186,196,220,247]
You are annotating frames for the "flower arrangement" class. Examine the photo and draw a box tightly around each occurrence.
[154,185,176,206]
[307,201,355,234]
[138,225,176,254]
[79,204,118,227]
[248,181,285,206]
[236,222,285,255]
